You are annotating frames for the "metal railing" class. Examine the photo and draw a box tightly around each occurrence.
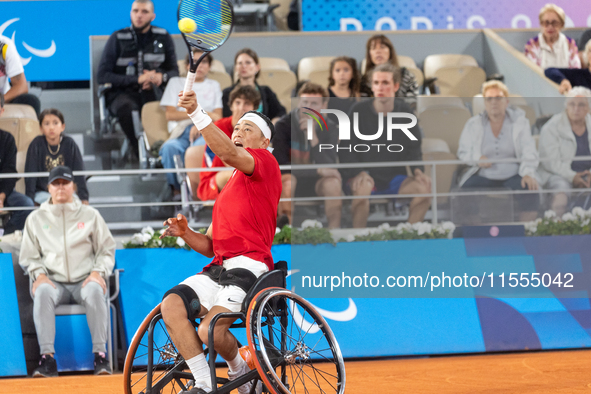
[1,155,591,226]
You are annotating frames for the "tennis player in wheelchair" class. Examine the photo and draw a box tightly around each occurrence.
[159,89,281,394]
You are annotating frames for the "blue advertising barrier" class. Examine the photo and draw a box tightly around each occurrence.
[0,0,181,82]
[0,253,27,377]
[116,236,591,359]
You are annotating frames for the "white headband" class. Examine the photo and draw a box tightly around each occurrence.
[238,113,272,140]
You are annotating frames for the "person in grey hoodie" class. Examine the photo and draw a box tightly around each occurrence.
[19,166,115,377]
[457,80,540,221]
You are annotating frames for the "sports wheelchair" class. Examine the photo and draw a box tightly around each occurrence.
[123,261,346,394]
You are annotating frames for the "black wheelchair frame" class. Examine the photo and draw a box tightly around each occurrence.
[123,261,346,394]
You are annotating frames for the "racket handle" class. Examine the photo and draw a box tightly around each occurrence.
[183,71,196,94]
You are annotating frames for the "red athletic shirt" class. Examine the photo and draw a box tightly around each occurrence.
[198,117,234,201]
[208,148,281,271]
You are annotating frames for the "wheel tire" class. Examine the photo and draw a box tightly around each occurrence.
[245,288,346,394]
[123,303,193,394]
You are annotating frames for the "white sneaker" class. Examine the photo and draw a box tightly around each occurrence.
[227,362,262,394]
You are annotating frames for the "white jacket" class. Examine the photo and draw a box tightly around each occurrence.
[20,196,115,282]
[538,111,591,185]
[457,107,539,186]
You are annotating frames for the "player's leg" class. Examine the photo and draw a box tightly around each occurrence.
[316,175,343,228]
[161,275,217,391]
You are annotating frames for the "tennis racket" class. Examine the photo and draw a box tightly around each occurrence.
[178,0,234,94]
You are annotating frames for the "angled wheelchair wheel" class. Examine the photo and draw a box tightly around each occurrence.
[123,303,194,394]
[246,288,346,394]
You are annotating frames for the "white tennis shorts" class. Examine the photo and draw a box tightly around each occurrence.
[180,255,269,313]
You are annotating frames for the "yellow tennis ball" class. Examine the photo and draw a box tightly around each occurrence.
[178,18,196,34]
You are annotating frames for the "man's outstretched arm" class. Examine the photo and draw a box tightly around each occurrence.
[160,214,214,258]
[178,90,255,175]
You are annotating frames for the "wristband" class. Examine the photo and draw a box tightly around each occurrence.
[188,104,213,130]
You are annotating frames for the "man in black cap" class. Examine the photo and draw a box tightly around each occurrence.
[20,166,116,377]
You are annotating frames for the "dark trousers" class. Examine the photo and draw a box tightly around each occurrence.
[108,90,156,156]
[462,173,539,212]
[10,93,41,116]
[4,191,34,234]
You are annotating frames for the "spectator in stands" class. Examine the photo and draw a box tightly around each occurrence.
[579,29,591,65]
[0,35,41,115]
[273,82,341,228]
[0,92,34,234]
[339,64,430,228]
[20,166,116,377]
[327,56,361,115]
[538,87,591,216]
[458,81,539,221]
[524,3,581,70]
[361,34,419,98]
[221,48,286,122]
[191,85,260,201]
[159,49,222,199]
[25,109,88,205]
[97,0,178,158]
[546,41,591,94]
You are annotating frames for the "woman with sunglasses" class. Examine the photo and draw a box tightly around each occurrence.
[525,3,581,70]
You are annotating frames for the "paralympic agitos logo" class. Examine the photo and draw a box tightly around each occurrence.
[303,107,418,153]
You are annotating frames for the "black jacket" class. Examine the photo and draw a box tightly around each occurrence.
[0,129,18,197]
[272,109,339,179]
[25,135,89,201]
[338,99,423,190]
[97,25,179,103]
[222,83,286,119]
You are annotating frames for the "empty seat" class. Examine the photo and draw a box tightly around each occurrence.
[432,66,486,98]
[0,104,41,193]
[141,101,169,148]
[418,95,465,115]
[297,56,336,86]
[418,106,472,155]
[257,69,297,113]
[423,54,479,79]
[259,57,290,71]
[422,137,451,154]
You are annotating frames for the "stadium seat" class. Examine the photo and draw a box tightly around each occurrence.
[422,137,451,154]
[270,0,291,31]
[141,101,169,148]
[258,69,297,112]
[423,54,479,79]
[431,66,486,98]
[418,105,472,155]
[417,95,465,115]
[0,104,42,194]
[297,56,336,86]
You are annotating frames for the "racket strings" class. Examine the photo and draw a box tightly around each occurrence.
[179,0,232,51]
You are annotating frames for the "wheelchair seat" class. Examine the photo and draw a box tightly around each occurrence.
[241,260,287,313]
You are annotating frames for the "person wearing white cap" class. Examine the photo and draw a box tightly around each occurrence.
[157,90,281,394]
